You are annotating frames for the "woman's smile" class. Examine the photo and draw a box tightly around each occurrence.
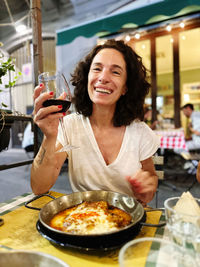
[94,86,113,95]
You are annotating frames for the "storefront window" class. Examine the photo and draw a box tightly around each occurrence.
[180,27,200,110]
[135,40,151,70]
[134,40,151,105]
[179,27,200,137]
[156,35,173,119]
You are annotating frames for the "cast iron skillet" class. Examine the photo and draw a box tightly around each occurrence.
[25,190,165,250]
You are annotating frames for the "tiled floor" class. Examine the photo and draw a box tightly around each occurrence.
[0,149,199,207]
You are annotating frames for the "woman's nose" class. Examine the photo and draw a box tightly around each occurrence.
[98,69,109,83]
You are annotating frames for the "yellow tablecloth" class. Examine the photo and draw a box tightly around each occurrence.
[0,191,162,267]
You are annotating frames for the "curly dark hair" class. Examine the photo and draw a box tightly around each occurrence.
[71,39,150,127]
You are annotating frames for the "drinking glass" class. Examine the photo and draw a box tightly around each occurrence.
[164,196,200,257]
[118,237,198,267]
[38,71,78,153]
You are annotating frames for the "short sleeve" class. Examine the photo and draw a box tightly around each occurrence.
[139,123,160,161]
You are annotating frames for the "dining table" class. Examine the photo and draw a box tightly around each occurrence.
[154,128,187,150]
[0,191,166,267]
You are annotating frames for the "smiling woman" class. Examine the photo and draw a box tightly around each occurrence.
[87,48,127,107]
[31,39,160,206]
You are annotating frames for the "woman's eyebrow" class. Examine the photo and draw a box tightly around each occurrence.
[92,62,124,71]
[92,62,101,66]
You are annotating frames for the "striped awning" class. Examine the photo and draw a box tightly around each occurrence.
[57,0,200,45]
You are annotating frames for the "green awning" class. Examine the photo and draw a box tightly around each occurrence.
[57,0,200,45]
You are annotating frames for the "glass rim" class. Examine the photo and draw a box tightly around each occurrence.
[118,237,192,266]
[164,196,200,218]
[38,71,61,82]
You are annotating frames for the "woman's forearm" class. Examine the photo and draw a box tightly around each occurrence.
[31,137,63,195]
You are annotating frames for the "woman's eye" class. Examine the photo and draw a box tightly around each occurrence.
[93,67,101,71]
[113,71,120,75]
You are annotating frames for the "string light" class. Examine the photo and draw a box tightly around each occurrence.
[15,24,27,33]
[125,35,131,41]
[135,33,140,39]
[180,22,185,28]
[166,25,172,32]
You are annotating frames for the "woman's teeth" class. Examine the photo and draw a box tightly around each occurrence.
[95,88,111,94]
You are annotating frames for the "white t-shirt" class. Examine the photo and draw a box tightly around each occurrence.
[57,113,160,197]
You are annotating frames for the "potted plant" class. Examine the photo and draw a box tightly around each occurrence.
[0,42,22,151]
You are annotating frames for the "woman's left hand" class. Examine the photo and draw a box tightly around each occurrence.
[126,157,158,205]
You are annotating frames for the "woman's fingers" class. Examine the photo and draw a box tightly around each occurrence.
[34,91,54,115]
[126,170,157,194]
[126,169,158,204]
[33,84,44,101]
[34,105,64,121]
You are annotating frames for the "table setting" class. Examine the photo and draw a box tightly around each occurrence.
[0,190,199,266]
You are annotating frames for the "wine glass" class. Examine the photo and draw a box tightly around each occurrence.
[118,237,198,267]
[38,71,78,153]
[164,197,200,257]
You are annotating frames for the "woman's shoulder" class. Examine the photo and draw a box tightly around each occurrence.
[128,120,157,137]
[128,120,149,130]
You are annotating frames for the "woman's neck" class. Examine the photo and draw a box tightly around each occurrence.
[90,105,115,128]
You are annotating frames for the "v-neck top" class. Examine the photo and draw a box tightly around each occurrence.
[57,113,160,197]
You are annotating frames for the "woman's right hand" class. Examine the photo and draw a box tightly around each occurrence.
[33,83,65,140]
[31,83,68,195]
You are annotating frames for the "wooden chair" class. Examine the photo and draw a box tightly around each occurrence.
[153,155,178,207]
[152,155,164,180]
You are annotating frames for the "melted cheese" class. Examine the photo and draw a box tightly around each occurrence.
[50,201,132,235]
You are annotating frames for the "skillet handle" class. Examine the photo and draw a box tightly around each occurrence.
[24,193,56,210]
[140,221,166,227]
[141,207,166,227]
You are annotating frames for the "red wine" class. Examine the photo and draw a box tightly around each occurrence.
[43,99,71,113]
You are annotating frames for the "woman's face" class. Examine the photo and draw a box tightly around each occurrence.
[88,48,127,107]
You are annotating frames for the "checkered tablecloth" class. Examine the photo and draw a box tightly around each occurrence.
[155,129,187,150]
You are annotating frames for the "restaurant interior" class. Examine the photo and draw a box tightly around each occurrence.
[0,0,200,266]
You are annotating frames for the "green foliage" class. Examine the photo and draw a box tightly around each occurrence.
[0,49,22,108]
[0,58,21,86]
[0,58,14,83]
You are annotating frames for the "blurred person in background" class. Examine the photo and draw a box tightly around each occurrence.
[181,103,200,151]
[179,103,200,175]
[31,39,160,205]
[144,106,158,130]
